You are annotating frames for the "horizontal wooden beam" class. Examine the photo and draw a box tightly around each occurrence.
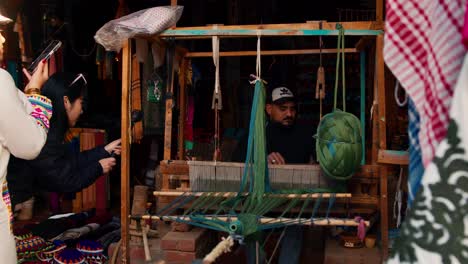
[159,21,383,38]
[133,215,370,227]
[154,191,351,199]
[378,149,409,165]
[186,48,358,58]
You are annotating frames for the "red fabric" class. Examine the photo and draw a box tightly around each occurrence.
[94,132,107,215]
[463,1,468,48]
[384,0,467,166]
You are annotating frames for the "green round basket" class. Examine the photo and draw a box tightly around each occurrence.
[316,109,362,180]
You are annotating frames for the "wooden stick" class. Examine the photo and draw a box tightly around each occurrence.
[120,39,132,264]
[142,225,151,262]
[134,215,370,227]
[153,191,351,199]
[186,48,358,58]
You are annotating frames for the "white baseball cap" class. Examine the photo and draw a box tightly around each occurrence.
[270,86,295,104]
[0,13,12,25]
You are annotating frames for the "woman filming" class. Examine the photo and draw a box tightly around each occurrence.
[7,72,121,217]
[0,14,53,263]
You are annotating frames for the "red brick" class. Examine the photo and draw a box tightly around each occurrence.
[161,228,206,252]
[165,250,196,264]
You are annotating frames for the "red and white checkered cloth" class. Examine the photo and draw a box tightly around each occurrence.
[384,0,467,166]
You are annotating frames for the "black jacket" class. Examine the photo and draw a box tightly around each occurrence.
[232,122,316,164]
[7,139,110,207]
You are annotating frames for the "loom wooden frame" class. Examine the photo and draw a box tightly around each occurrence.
[120,0,393,262]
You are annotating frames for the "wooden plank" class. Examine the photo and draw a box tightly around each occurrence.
[160,160,189,174]
[380,165,389,261]
[348,195,379,206]
[163,47,176,160]
[185,48,358,57]
[168,21,382,31]
[378,149,409,165]
[376,34,387,150]
[177,58,188,159]
[120,39,132,264]
[160,28,383,38]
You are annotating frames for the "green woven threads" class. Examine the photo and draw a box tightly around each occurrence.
[316,23,362,181]
[316,110,362,180]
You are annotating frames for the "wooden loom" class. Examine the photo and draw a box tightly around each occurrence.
[119,1,398,262]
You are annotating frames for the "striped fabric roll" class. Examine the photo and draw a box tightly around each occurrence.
[384,0,467,166]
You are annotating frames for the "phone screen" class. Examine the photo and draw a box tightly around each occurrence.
[27,40,62,74]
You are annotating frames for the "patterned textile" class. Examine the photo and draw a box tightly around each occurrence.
[384,0,467,166]
[76,240,107,264]
[16,236,53,262]
[26,94,53,132]
[388,54,468,264]
[407,98,424,206]
[53,248,85,264]
[1,179,12,226]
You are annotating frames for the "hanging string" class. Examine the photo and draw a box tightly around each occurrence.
[333,24,346,112]
[249,31,264,84]
[394,80,408,107]
[393,167,403,227]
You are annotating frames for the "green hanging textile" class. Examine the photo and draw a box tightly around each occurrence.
[315,24,362,181]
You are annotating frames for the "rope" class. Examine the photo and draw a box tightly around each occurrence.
[203,236,234,264]
[333,24,346,111]
[394,80,408,107]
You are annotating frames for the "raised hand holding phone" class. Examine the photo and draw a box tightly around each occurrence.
[23,60,49,94]
[27,40,61,74]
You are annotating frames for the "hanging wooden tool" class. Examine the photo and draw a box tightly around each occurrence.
[211,33,222,161]
[316,33,326,119]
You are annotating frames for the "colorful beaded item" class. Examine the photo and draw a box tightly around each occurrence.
[53,248,86,264]
[26,94,53,132]
[36,240,66,262]
[76,240,107,264]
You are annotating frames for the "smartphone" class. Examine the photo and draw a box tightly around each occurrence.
[27,40,62,74]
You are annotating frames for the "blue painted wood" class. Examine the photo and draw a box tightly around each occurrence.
[159,29,383,37]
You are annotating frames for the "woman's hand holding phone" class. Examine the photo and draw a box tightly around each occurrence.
[23,60,49,94]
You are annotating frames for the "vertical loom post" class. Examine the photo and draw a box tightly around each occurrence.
[376,0,383,22]
[164,45,176,160]
[360,51,366,165]
[121,39,132,264]
[380,165,389,261]
[376,34,386,150]
[178,58,187,160]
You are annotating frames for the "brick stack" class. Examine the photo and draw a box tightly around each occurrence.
[161,228,217,264]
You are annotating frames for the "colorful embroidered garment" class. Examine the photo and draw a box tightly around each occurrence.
[388,54,468,264]
[26,94,53,133]
[384,0,467,166]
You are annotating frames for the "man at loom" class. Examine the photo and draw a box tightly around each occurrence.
[233,86,315,264]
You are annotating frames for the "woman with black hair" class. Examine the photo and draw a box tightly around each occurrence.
[7,72,121,215]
